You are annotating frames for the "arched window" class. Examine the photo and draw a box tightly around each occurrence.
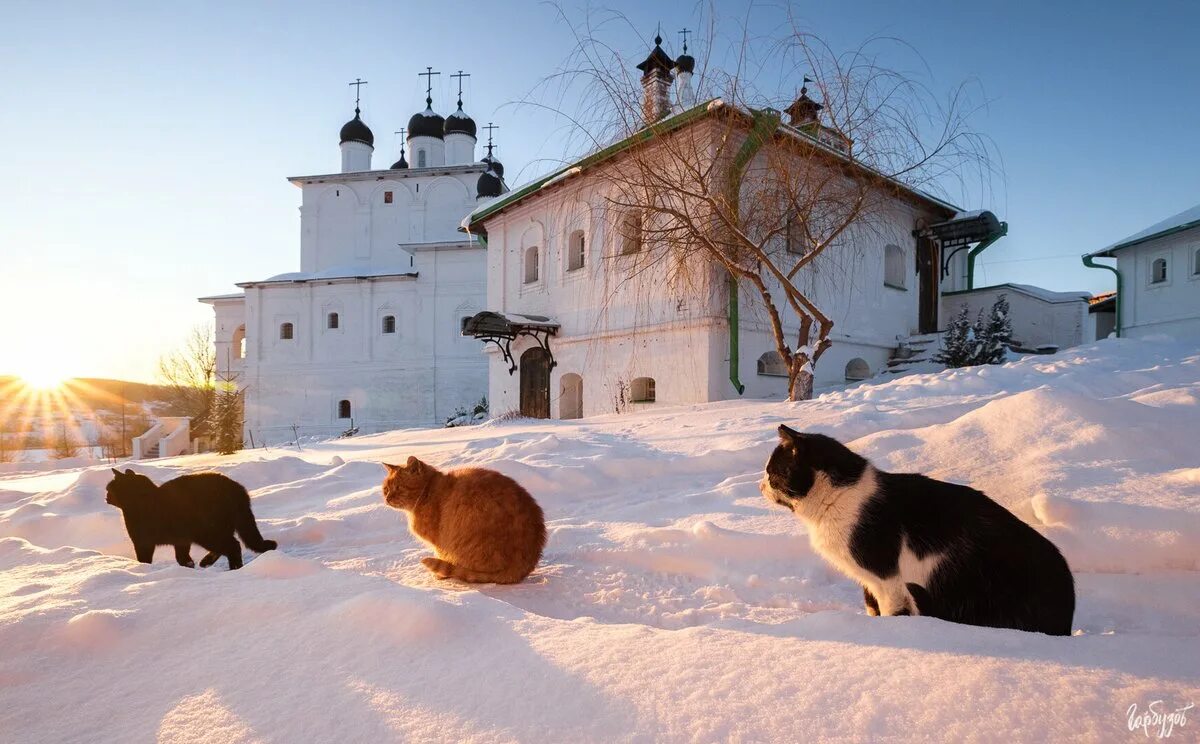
[568,230,586,271]
[1193,248,1200,276]
[524,245,540,284]
[1151,257,1168,284]
[757,351,788,377]
[845,358,871,382]
[417,149,427,168]
[620,211,643,254]
[884,244,906,289]
[382,315,396,334]
[279,322,294,340]
[327,312,340,329]
[337,400,352,419]
[560,373,583,419]
[232,325,246,360]
[630,377,655,403]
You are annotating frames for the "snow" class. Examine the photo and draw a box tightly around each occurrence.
[251,265,418,284]
[1095,201,1200,255]
[2,337,1199,741]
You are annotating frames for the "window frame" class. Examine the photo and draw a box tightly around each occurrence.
[883,244,907,290]
[327,312,340,330]
[1150,255,1169,286]
[756,351,789,377]
[567,229,586,272]
[523,245,540,285]
[630,376,656,403]
[381,315,396,334]
[279,322,294,341]
[619,211,643,255]
[337,399,352,420]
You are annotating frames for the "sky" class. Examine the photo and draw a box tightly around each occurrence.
[1,0,1197,383]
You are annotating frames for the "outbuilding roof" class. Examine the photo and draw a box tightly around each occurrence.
[1088,202,1200,258]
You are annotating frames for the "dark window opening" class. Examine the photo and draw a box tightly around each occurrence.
[382,315,396,334]
[338,400,352,419]
[279,322,294,340]
[384,191,393,204]
[327,312,340,329]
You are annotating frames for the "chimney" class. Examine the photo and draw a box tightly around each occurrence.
[636,33,675,123]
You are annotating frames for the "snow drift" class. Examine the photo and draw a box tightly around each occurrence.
[1,337,1198,742]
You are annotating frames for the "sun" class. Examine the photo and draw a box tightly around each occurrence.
[19,367,69,391]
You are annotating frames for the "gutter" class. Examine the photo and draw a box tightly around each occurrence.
[722,109,782,395]
[1081,254,1122,337]
[966,221,1007,289]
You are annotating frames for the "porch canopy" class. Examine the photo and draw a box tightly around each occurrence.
[461,311,560,375]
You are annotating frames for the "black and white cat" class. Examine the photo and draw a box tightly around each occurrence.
[761,426,1075,636]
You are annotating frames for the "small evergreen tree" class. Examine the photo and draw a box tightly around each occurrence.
[978,294,1012,364]
[208,376,244,455]
[934,306,976,368]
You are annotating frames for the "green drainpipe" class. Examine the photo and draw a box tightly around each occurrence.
[1082,254,1122,337]
[723,109,781,396]
[966,221,1007,289]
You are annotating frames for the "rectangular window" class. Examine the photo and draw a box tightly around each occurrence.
[384,191,393,204]
[568,231,585,271]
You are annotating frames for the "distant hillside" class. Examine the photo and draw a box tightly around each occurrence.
[0,377,173,411]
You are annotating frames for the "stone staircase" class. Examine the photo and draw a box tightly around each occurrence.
[883,332,944,375]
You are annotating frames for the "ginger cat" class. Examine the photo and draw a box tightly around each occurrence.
[382,457,546,584]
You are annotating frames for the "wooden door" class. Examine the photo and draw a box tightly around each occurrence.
[520,347,551,419]
[917,237,939,334]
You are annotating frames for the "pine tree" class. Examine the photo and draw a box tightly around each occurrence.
[208,376,244,455]
[934,306,976,368]
[978,294,1012,364]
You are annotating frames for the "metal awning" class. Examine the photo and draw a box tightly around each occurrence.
[461,311,560,375]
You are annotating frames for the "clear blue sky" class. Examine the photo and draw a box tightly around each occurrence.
[1,1,1196,382]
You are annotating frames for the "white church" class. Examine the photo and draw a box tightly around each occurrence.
[200,72,507,444]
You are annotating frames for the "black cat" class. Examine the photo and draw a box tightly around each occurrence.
[105,469,277,570]
[761,426,1075,636]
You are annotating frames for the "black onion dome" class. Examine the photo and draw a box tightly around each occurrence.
[636,34,675,78]
[444,106,477,137]
[477,168,503,198]
[675,52,695,74]
[390,152,409,169]
[480,153,504,178]
[339,109,374,147]
[408,106,445,139]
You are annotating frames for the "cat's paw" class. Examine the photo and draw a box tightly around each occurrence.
[181,560,196,569]
[421,556,453,579]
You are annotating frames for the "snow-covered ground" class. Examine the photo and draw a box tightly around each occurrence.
[2,338,1198,742]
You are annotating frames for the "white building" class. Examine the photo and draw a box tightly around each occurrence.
[1084,202,1200,339]
[201,77,507,444]
[461,36,1006,419]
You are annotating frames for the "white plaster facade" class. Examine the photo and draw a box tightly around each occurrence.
[467,112,956,419]
[201,99,498,444]
[1087,206,1200,339]
[942,284,1090,351]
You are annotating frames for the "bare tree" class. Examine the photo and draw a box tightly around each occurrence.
[157,324,217,436]
[529,6,994,399]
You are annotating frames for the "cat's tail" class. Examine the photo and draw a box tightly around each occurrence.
[234,499,278,554]
[421,557,529,585]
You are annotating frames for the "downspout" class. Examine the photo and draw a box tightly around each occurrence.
[723,109,781,395]
[1082,254,1122,337]
[966,221,1007,289]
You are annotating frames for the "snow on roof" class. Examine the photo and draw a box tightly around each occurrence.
[1091,201,1200,257]
[237,265,419,286]
[197,292,245,303]
[950,283,1089,304]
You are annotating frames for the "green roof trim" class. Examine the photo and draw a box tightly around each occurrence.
[465,98,961,231]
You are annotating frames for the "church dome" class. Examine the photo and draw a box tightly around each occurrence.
[390,152,409,169]
[477,167,503,198]
[445,105,477,137]
[339,110,374,147]
[675,52,695,74]
[481,152,504,178]
[408,106,445,140]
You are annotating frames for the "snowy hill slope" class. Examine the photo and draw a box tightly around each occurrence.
[2,338,1198,742]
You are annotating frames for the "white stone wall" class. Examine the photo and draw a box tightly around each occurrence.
[1114,229,1200,338]
[941,285,1089,350]
[475,143,943,415]
[297,168,482,273]
[239,244,486,444]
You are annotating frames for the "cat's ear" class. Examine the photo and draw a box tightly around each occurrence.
[778,425,801,446]
[111,468,122,477]
[383,463,402,474]
[405,456,425,472]
[125,468,136,476]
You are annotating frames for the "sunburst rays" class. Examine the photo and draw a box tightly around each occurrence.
[0,378,134,459]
